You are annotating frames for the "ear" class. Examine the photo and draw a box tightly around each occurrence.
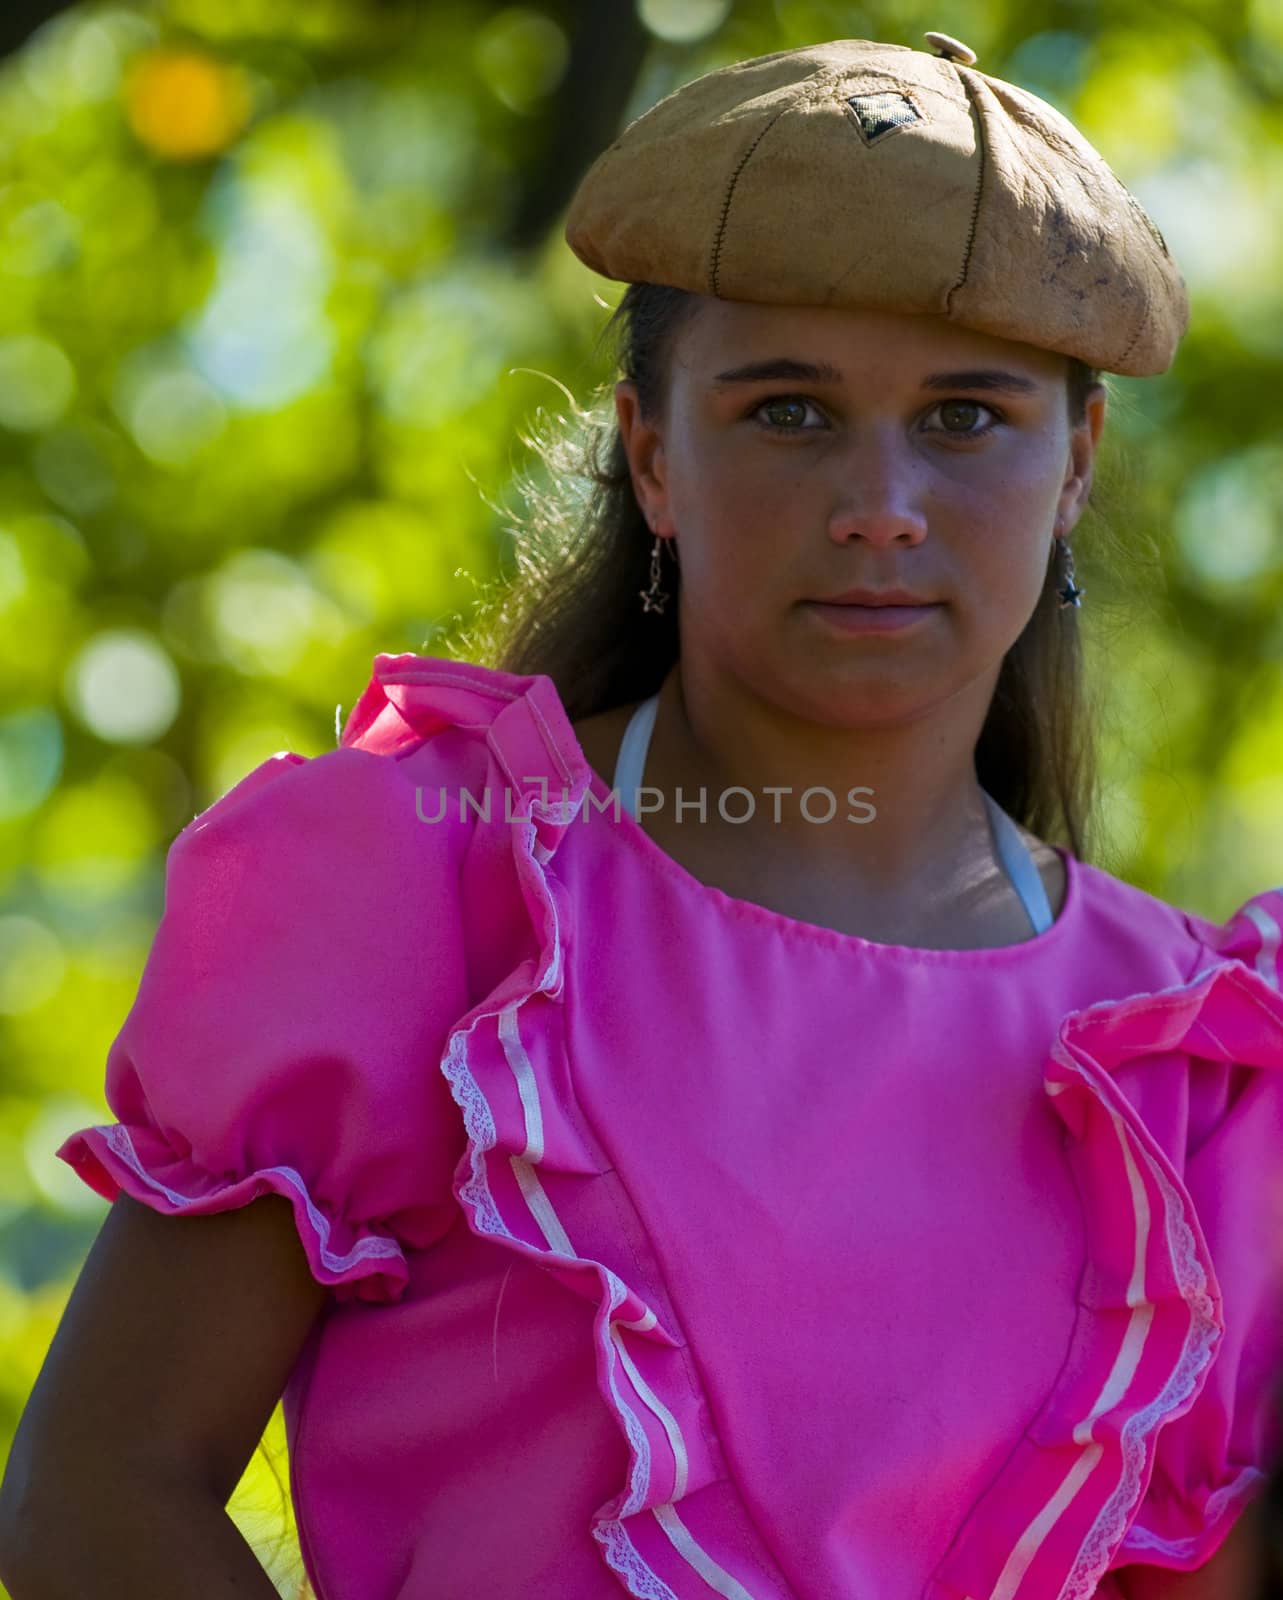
[615,379,673,536]
[1057,383,1108,535]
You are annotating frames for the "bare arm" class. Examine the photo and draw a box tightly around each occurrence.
[0,1476,286,1599]
[0,1190,329,1594]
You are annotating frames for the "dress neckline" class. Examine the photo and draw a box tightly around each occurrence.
[597,689,1070,960]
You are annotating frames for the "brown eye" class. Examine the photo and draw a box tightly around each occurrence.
[940,400,983,430]
[751,395,826,432]
[929,399,1002,438]
[764,399,805,428]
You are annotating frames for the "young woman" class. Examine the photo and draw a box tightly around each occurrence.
[3,33,1281,1600]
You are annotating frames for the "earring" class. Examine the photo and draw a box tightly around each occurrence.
[640,530,674,615]
[1054,525,1085,609]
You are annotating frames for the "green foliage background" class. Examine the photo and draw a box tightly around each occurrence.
[0,0,1280,1592]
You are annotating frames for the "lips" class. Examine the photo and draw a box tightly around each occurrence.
[816,593,938,607]
[806,599,940,633]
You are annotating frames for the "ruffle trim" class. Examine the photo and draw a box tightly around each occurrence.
[350,658,1283,1597]
[55,646,1283,1595]
[55,1120,409,1305]
[348,655,800,1598]
[1116,1463,1267,1567]
[927,930,1283,1600]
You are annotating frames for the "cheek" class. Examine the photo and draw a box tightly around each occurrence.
[972,532,1048,593]
[960,538,1054,649]
[672,419,807,501]
[668,439,798,576]
[951,466,1056,569]
[680,520,791,609]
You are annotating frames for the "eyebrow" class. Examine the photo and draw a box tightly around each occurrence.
[709,357,1042,396]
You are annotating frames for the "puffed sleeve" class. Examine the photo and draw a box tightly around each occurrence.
[1114,887,1283,1574]
[55,744,475,1305]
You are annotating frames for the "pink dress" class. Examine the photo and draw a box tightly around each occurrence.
[56,651,1283,1600]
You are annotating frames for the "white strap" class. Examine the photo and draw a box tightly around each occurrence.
[611,694,1053,934]
[612,693,660,818]
[982,790,1054,934]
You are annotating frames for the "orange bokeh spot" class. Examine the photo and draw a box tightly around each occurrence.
[124,47,253,161]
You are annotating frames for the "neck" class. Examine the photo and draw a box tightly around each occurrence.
[648,655,1005,902]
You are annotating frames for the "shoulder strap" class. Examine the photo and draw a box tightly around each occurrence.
[612,694,660,819]
[983,791,1054,933]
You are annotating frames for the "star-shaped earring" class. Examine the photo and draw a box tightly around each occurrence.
[639,516,672,614]
[1053,522,1084,608]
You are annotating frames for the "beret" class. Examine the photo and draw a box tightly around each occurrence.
[564,34,1190,377]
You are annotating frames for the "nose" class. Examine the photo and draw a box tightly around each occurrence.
[825,428,930,547]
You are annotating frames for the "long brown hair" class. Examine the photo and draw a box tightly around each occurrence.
[455,282,1152,863]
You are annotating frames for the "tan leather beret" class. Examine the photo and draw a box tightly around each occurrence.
[563,34,1190,377]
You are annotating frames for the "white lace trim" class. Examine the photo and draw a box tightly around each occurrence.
[1051,928,1282,1593]
[436,796,773,1598]
[1119,1465,1267,1560]
[1024,953,1266,1599]
[593,1519,679,1600]
[97,1121,404,1272]
[1056,1108,1221,1599]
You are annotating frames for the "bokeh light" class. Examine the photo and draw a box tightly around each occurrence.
[0,709,64,822]
[64,630,182,744]
[638,0,732,44]
[124,45,253,160]
[1,8,1282,1592]
[0,917,66,1017]
[0,335,76,430]
[474,8,570,113]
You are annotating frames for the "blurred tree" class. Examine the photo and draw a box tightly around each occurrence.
[0,3,1280,1595]
[0,2,77,61]
[501,0,651,250]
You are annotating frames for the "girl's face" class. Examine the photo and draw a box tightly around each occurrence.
[616,298,1106,725]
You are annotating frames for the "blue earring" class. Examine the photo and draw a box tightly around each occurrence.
[1055,528,1085,609]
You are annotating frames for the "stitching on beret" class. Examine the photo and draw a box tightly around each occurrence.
[1123,187,1171,261]
[1117,263,1151,370]
[709,106,790,296]
[946,67,986,306]
[1101,181,1162,368]
[706,62,954,297]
